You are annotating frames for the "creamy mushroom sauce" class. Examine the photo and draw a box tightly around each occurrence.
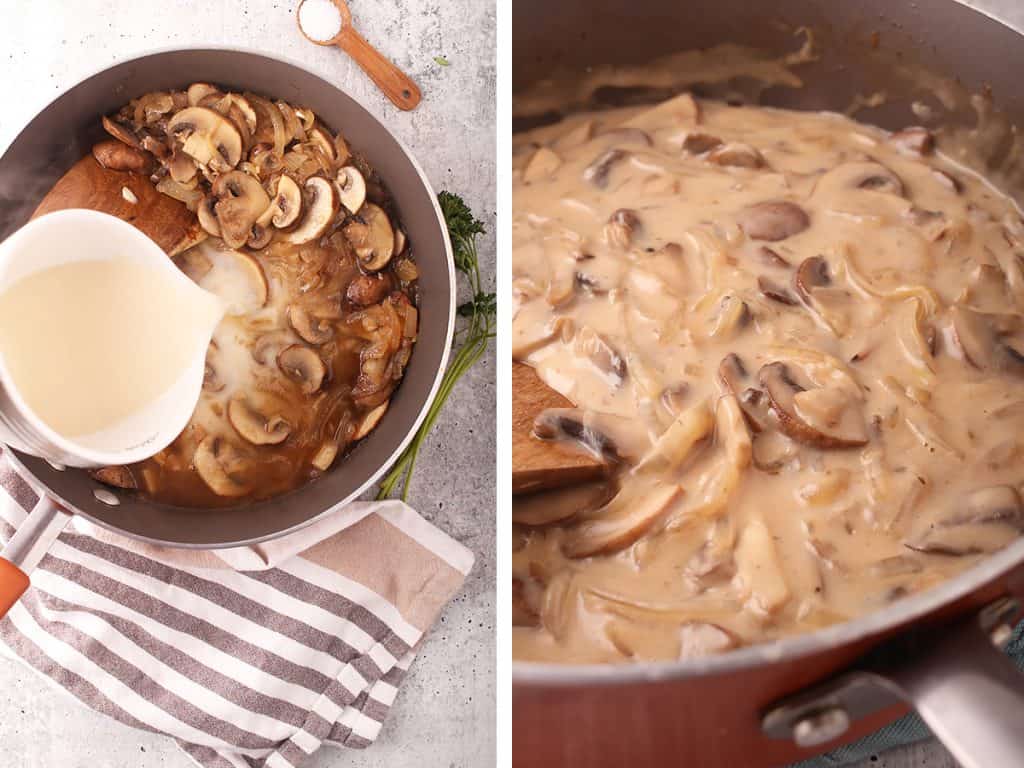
[89,87,418,507]
[512,94,1024,663]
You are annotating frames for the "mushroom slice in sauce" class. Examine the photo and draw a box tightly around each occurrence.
[813,161,906,198]
[90,466,137,490]
[759,362,867,449]
[734,518,790,614]
[288,306,335,346]
[737,201,810,242]
[533,408,650,464]
[277,345,326,394]
[227,397,291,446]
[634,399,714,473]
[906,486,1024,556]
[889,126,935,156]
[678,622,738,659]
[513,480,617,527]
[948,305,1024,374]
[344,203,395,271]
[707,142,765,169]
[563,480,683,559]
[194,437,251,497]
[582,149,626,188]
[353,401,389,441]
[574,327,627,385]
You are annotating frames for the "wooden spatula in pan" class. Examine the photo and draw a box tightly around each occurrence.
[512,361,608,495]
[31,153,202,255]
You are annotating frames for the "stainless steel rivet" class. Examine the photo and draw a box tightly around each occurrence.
[792,707,851,748]
[93,489,120,506]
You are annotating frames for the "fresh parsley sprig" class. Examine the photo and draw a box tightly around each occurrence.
[376,192,496,501]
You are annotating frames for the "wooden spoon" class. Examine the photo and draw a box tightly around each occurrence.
[297,0,422,112]
[513,361,608,495]
[32,154,201,256]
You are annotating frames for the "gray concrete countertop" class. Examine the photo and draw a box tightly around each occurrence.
[0,1,495,766]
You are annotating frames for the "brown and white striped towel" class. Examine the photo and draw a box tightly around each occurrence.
[0,453,474,768]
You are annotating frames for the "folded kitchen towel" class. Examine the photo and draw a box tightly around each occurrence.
[0,454,474,768]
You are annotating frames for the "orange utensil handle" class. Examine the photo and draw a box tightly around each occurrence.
[337,28,422,111]
[0,558,29,617]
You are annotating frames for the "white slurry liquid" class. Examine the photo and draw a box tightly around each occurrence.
[0,258,223,439]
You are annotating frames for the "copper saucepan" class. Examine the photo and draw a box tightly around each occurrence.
[512,1,1024,766]
[0,48,455,612]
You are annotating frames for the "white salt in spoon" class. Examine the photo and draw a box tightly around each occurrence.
[297,0,422,111]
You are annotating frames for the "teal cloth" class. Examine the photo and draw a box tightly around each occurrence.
[792,620,1024,767]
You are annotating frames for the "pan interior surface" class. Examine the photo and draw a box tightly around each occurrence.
[0,49,454,547]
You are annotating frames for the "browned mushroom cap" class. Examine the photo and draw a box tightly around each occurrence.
[582,149,626,187]
[92,140,151,173]
[682,132,723,155]
[512,480,617,527]
[268,175,302,229]
[336,166,367,214]
[718,355,771,433]
[906,485,1024,555]
[353,400,389,441]
[194,436,251,497]
[212,171,271,249]
[344,203,395,271]
[285,177,339,245]
[288,305,335,345]
[889,126,935,156]
[168,107,243,172]
[759,362,867,449]
[346,273,392,307]
[949,305,1024,374]
[102,115,142,149]
[794,255,831,299]
[707,142,765,169]
[90,466,137,490]
[738,201,810,242]
[277,345,326,394]
[228,397,291,445]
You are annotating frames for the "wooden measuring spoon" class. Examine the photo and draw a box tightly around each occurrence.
[512,362,608,495]
[297,0,422,112]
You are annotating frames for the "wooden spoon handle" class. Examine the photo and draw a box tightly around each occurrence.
[336,28,421,111]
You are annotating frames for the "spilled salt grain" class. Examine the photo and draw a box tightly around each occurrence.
[299,0,343,42]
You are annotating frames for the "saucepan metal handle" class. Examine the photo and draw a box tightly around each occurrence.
[763,598,1024,768]
[0,495,71,617]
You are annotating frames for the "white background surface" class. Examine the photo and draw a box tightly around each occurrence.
[0,1,496,767]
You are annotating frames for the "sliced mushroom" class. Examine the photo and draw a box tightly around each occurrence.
[197,195,222,238]
[353,401,389,440]
[582,149,626,187]
[344,202,395,271]
[563,481,683,559]
[707,293,750,339]
[227,397,291,445]
[311,441,339,472]
[533,408,649,464]
[815,161,905,198]
[512,480,616,527]
[393,228,408,256]
[759,362,867,449]
[92,140,150,173]
[168,107,243,172]
[251,330,294,366]
[755,245,791,268]
[277,345,326,394]
[682,132,723,155]
[948,305,1024,374]
[336,166,367,213]
[889,126,935,156]
[574,327,627,385]
[286,177,339,245]
[90,466,137,490]
[634,399,714,473]
[906,486,1024,555]
[738,201,810,241]
[758,275,798,305]
[194,436,251,497]
[101,115,141,149]
[707,142,765,169]
[187,82,221,107]
[212,171,271,249]
[288,305,334,345]
[604,208,640,248]
[751,430,798,473]
[268,174,302,229]
[306,127,336,162]
[346,273,392,306]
